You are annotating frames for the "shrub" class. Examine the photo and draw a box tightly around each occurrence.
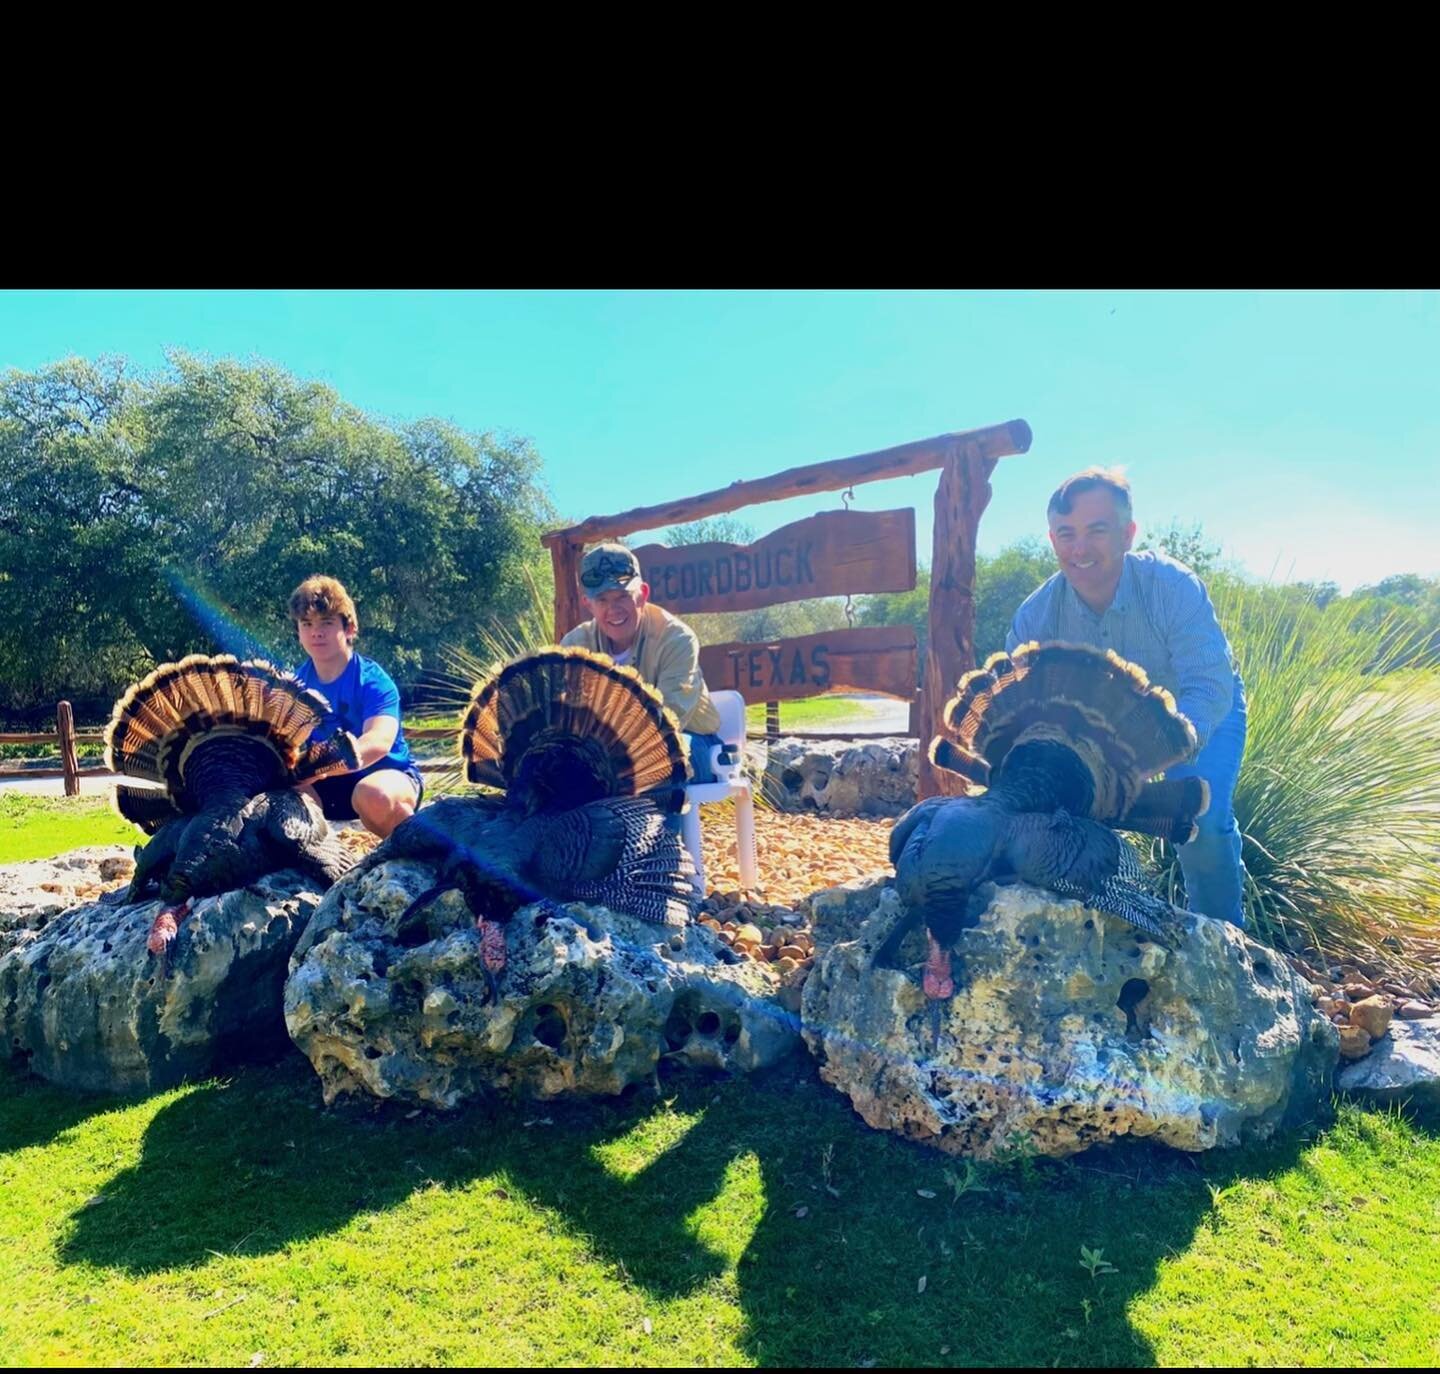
[1146,579,1440,970]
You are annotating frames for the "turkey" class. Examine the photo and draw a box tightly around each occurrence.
[105,654,361,959]
[887,641,1210,1045]
[346,646,705,1003]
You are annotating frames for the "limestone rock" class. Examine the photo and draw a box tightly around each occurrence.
[1,870,321,1093]
[0,846,135,958]
[764,738,918,818]
[1336,1019,1440,1108]
[284,857,802,1109]
[801,877,1338,1159]
[805,873,913,956]
[1348,995,1394,1040]
[1399,1001,1435,1020]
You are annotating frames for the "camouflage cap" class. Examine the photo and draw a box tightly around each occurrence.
[579,543,642,596]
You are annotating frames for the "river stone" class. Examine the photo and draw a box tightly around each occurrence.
[1336,1019,1440,1109]
[0,846,135,958]
[801,876,1338,1159]
[1,870,321,1093]
[1348,995,1394,1040]
[284,856,802,1109]
[764,738,918,817]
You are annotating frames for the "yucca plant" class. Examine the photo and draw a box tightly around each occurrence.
[1145,578,1440,972]
[407,566,559,797]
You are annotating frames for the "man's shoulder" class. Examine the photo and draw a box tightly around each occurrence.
[354,653,399,694]
[1128,548,1201,578]
[559,623,592,647]
[1126,550,1208,598]
[645,602,699,644]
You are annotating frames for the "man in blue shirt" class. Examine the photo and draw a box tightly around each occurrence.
[1006,468,1247,927]
[288,575,422,839]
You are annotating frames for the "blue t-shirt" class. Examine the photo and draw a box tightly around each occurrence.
[292,652,413,772]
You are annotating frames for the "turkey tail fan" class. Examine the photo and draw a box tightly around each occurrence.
[946,643,1197,776]
[461,647,688,813]
[1117,776,1210,843]
[104,654,335,803]
[928,736,990,788]
[114,784,183,835]
[1012,643,1196,774]
[941,642,1200,817]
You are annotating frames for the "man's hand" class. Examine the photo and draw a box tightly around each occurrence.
[292,731,363,789]
[336,729,364,768]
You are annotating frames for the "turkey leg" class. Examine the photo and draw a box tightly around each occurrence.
[923,934,956,1050]
[146,898,193,955]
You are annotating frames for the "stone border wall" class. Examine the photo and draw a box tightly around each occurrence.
[758,737,919,818]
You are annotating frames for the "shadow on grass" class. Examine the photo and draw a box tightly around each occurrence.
[56,1050,737,1297]
[0,1057,136,1152]
[46,1046,1425,1367]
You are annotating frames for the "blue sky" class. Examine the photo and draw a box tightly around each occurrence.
[3,289,1435,591]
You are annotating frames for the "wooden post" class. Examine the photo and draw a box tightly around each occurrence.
[537,420,1030,765]
[917,443,999,800]
[908,689,923,739]
[56,700,80,797]
[765,701,780,744]
[548,537,587,640]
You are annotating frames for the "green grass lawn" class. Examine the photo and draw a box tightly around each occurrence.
[744,696,893,732]
[412,695,892,740]
[1,1053,1437,1367]
[0,793,138,864]
[5,799,1440,1365]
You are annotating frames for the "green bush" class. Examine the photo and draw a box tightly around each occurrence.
[1146,579,1440,969]
[0,354,555,715]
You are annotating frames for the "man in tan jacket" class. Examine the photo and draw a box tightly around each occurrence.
[560,543,726,781]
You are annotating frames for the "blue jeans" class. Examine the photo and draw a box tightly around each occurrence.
[1166,682,1247,927]
[685,731,726,785]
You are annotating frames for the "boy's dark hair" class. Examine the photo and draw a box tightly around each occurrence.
[1047,467,1133,521]
[288,575,358,643]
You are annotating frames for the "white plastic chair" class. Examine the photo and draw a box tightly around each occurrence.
[679,689,758,896]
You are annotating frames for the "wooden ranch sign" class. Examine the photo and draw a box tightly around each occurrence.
[699,625,918,705]
[633,508,915,616]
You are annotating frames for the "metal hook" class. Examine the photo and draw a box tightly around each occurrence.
[841,486,855,510]
[844,594,856,628]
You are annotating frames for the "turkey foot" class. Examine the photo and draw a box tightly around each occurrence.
[922,935,954,1050]
[147,900,191,956]
[477,916,507,1004]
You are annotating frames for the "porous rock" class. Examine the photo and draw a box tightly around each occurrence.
[764,738,918,818]
[801,877,1339,1159]
[1,869,321,1093]
[284,857,802,1108]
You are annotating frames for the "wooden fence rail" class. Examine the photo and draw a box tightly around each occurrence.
[2,712,919,794]
[0,703,94,796]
